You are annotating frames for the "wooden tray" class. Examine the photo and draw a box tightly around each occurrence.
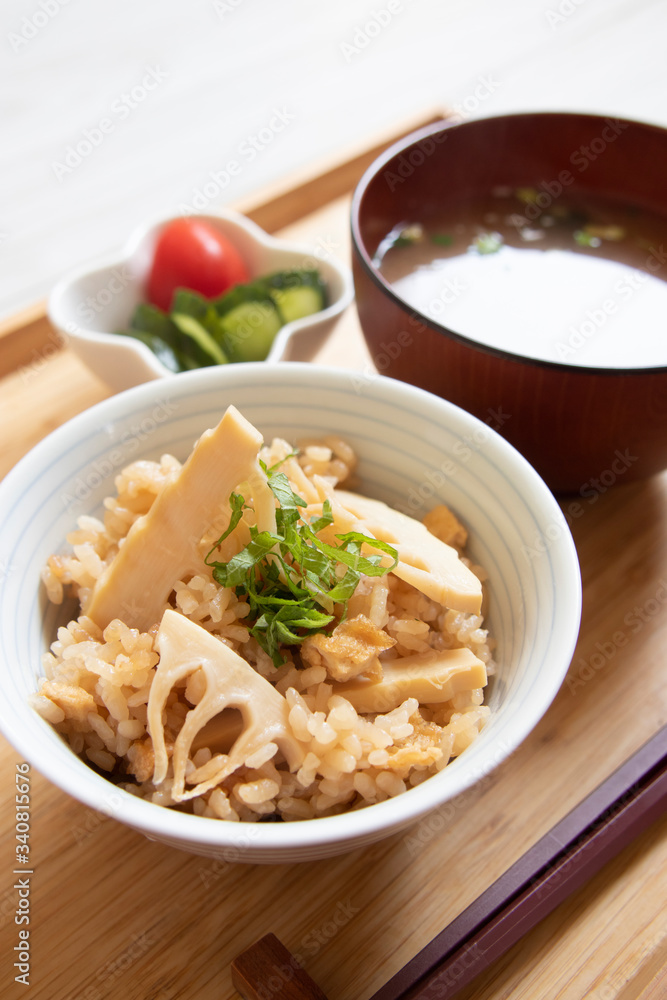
[1,110,666,1000]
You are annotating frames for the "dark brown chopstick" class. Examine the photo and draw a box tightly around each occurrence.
[231,726,667,1000]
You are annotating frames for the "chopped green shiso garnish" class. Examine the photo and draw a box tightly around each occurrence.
[472,232,504,255]
[515,187,540,205]
[574,229,602,248]
[205,464,398,666]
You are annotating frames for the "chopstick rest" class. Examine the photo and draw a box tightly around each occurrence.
[232,932,329,1000]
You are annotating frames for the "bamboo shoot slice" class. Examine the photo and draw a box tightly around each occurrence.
[334,490,482,614]
[85,405,273,631]
[332,647,487,714]
[148,610,305,802]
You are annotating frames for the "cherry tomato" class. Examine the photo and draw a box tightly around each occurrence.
[147,218,250,311]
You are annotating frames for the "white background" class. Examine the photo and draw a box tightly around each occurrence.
[1,0,666,320]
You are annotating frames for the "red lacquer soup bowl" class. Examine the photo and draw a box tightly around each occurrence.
[351,112,667,493]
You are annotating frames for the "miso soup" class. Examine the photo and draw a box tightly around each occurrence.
[375,190,667,368]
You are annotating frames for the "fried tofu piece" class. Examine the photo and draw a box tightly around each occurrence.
[386,744,442,769]
[301,614,395,682]
[385,713,449,769]
[126,738,158,783]
[40,680,96,726]
[422,504,468,550]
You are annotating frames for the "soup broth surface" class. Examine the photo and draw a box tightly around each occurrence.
[376,190,667,368]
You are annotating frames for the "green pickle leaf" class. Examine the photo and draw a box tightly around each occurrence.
[121,266,326,370]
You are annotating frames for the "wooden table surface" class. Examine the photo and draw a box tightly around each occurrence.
[1,137,666,998]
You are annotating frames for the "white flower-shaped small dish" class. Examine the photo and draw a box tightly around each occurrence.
[48,209,354,392]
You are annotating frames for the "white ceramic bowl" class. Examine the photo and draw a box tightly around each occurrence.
[48,209,354,392]
[0,364,581,863]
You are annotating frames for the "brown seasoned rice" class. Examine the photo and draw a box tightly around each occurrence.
[33,433,494,823]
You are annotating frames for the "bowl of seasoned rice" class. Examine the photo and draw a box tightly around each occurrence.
[0,363,581,862]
